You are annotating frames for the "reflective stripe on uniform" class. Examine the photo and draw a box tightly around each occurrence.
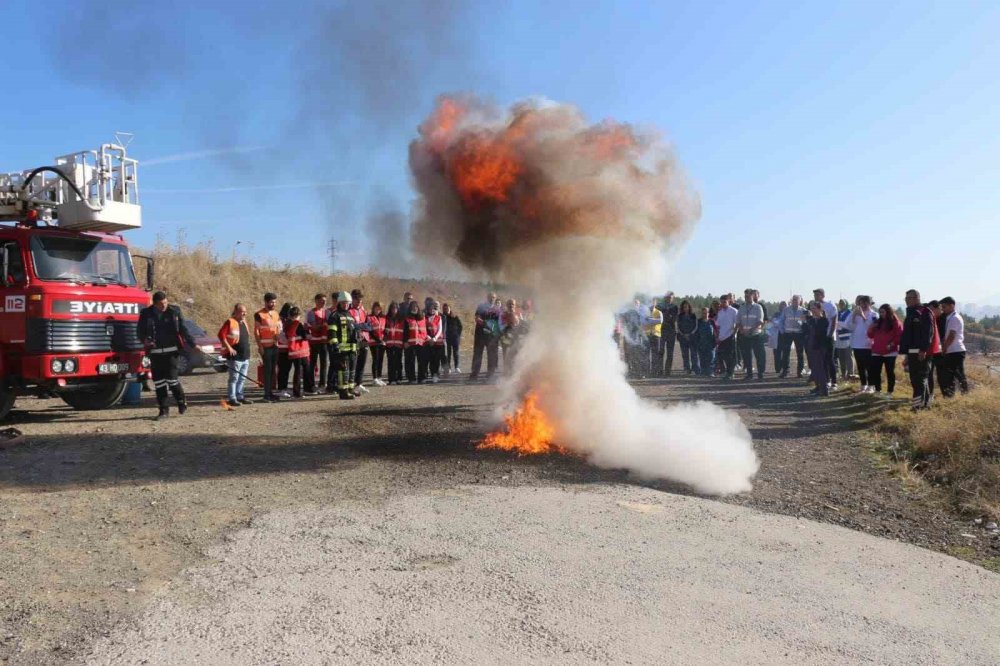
[150,346,178,354]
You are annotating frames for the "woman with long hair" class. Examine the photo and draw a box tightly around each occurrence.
[383,302,404,385]
[867,304,902,398]
[676,300,698,374]
[368,301,387,386]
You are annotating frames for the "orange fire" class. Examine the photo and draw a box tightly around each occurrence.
[449,134,521,209]
[478,392,567,456]
[219,399,234,411]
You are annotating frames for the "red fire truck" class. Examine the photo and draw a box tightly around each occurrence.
[0,142,153,420]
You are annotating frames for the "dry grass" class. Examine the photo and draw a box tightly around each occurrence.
[146,239,495,355]
[877,365,1000,520]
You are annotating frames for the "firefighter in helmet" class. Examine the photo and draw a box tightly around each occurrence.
[327,291,359,400]
[137,291,188,420]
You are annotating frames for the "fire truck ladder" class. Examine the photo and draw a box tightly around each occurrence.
[0,142,141,232]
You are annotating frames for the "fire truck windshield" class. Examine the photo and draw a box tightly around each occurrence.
[30,235,138,287]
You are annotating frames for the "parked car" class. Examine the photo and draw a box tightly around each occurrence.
[178,319,227,375]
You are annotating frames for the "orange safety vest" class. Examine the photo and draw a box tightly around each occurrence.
[384,318,404,347]
[255,308,281,347]
[307,307,329,342]
[286,320,310,359]
[369,313,386,343]
[405,315,427,346]
[218,317,241,348]
[349,305,369,343]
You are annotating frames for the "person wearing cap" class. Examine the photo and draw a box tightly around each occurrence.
[900,289,937,410]
[812,288,839,390]
[327,291,359,399]
[254,292,282,402]
[658,292,679,376]
[138,291,189,420]
[349,289,371,394]
[938,296,968,397]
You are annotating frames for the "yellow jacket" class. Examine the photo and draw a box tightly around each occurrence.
[643,307,663,337]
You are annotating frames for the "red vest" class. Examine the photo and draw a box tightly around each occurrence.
[384,318,404,347]
[349,305,369,343]
[405,316,427,346]
[286,320,310,359]
[426,313,445,346]
[307,307,328,342]
[369,314,386,343]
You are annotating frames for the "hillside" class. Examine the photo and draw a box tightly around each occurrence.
[149,241,492,339]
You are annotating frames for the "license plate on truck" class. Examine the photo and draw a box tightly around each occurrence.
[98,363,130,374]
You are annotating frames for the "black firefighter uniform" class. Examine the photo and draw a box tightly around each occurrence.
[327,308,358,399]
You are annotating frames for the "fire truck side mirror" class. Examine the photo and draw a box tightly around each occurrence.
[133,254,155,292]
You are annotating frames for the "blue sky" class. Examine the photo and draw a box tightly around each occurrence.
[4,0,998,305]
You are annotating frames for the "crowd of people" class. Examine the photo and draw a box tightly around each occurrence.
[617,287,969,411]
[137,284,968,419]
[136,289,532,418]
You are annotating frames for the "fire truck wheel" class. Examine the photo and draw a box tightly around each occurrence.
[59,381,128,411]
[176,354,192,375]
[0,387,14,421]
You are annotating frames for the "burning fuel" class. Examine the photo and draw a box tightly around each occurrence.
[478,391,566,456]
[411,95,758,494]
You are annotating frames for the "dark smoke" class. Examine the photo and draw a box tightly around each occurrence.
[365,199,411,271]
[49,1,476,269]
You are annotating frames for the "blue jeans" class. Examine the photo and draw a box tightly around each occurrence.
[698,347,715,376]
[228,358,249,402]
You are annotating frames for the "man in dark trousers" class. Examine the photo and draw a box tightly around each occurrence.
[254,292,282,402]
[469,291,499,381]
[900,289,936,411]
[137,291,188,420]
[659,292,679,376]
[348,289,370,393]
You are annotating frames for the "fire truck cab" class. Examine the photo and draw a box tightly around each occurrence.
[0,142,152,420]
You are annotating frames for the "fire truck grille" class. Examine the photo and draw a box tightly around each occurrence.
[26,319,143,354]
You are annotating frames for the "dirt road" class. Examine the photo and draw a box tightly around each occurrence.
[1,371,998,664]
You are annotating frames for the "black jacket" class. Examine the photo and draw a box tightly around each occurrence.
[445,314,463,341]
[138,304,185,352]
[900,305,934,354]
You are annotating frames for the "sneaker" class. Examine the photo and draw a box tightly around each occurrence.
[357,384,370,394]
[454,367,462,374]
[278,390,292,399]
[431,375,440,384]
[227,400,242,408]
[155,408,169,420]
[239,398,254,405]
[884,392,893,400]
[373,378,386,387]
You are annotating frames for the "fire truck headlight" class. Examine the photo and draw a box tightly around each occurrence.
[141,356,151,369]
[51,359,64,374]
[63,359,77,373]
[199,345,216,353]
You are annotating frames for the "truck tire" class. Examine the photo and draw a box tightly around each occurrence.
[176,354,191,375]
[0,386,15,421]
[60,381,127,411]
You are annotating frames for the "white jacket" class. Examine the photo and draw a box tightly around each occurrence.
[845,309,877,350]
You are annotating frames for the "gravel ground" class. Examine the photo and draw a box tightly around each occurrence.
[0,370,998,664]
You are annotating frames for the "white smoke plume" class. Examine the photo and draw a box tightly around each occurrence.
[409,95,758,494]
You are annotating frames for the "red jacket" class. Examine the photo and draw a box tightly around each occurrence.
[349,305,369,343]
[868,319,903,356]
[404,315,427,347]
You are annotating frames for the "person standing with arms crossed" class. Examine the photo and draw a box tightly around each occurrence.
[715,294,739,380]
[659,292,679,376]
[138,291,188,420]
[469,291,499,381]
[254,292,282,402]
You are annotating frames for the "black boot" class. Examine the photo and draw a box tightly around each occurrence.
[170,382,187,414]
[155,406,169,420]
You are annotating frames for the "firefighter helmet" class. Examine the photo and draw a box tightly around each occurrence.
[336,291,351,303]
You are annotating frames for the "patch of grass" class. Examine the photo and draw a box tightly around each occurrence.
[945,545,978,559]
[874,366,1000,521]
[981,557,1000,573]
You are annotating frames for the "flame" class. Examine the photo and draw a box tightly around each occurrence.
[448,134,521,209]
[478,392,567,456]
[220,399,234,411]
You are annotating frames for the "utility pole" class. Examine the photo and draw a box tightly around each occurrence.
[327,238,338,275]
